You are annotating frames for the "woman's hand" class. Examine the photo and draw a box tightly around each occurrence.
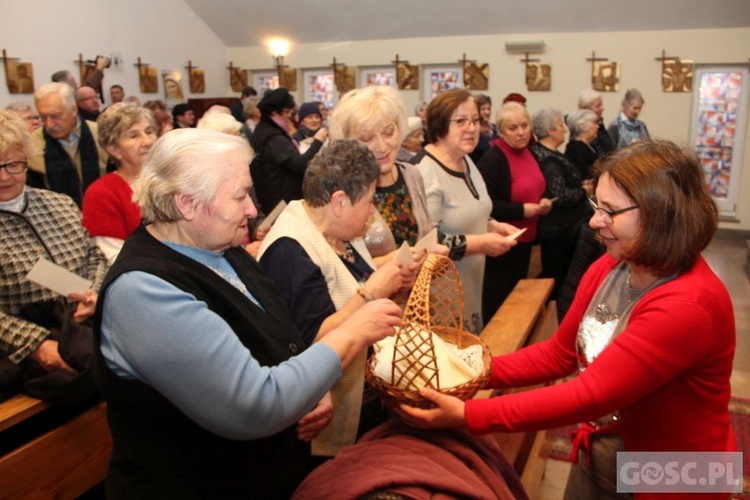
[297,392,333,441]
[29,340,75,373]
[253,226,269,242]
[367,260,403,299]
[523,202,543,218]
[68,290,97,323]
[245,241,262,259]
[479,233,516,257]
[394,387,466,429]
[313,126,328,143]
[432,244,450,257]
[539,198,553,216]
[488,220,520,237]
[321,298,401,369]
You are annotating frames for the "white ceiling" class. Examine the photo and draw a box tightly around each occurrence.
[184,0,750,47]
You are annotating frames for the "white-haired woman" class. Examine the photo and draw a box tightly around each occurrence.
[95,129,401,498]
[529,108,591,300]
[577,88,614,156]
[82,103,157,264]
[607,88,649,149]
[565,108,601,183]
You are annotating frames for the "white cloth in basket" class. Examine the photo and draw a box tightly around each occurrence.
[372,323,484,390]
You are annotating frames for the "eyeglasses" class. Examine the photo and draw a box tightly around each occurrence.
[588,197,638,224]
[0,161,28,175]
[449,117,480,129]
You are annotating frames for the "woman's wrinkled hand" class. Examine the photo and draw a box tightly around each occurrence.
[29,339,75,373]
[341,298,402,346]
[539,198,553,216]
[393,387,466,429]
[68,290,97,323]
[480,233,516,257]
[297,392,333,441]
[367,260,403,299]
[488,220,520,237]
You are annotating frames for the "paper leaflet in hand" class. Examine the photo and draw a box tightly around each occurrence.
[392,241,413,266]
[414,228,439,252]
[506,227,527,241]
[256,200,287,232]
[25,258,92,297]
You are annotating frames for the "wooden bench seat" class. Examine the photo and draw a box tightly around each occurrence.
[477,278,558,499]
[0,393,111,498]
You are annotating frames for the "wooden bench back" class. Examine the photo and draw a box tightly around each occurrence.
[477,278,558,498]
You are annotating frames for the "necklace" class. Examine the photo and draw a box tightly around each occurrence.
[337,241,355,262]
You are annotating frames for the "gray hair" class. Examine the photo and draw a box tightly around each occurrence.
[133,128,254,223]
[566,109,598,139]
[5,101,35,113]
[578,89,602,109]
[623,88,644,106]
[496,101,530,132]
[303,139,379,208]
[415,101,428,114]
[97,103,156,151]
[50,70,74,86]
[35,82,76,109]
[531,108,563,139]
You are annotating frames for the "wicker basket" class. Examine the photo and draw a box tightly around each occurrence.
[365,254,491,409]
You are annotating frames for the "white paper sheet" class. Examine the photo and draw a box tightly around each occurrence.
[256,200,287,231]
[392,241,413,266]
[414,228,439,251]
[506,227,528,241]
[25,258,93,297]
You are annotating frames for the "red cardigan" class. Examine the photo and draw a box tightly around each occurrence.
[466,254,736,457]
[82,172,141,240]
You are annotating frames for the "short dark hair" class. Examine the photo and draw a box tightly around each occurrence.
[258,88,295,117]
[110,84,124,91]
[303,139,379,208]
[594,140,718,276]
[172,103,191,119]
[426,88,474,144]
[51,70,71,83]
[241,86,258,98]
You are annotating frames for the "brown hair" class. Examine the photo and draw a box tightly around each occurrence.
[426,89,474,144]
[594,140,717,276]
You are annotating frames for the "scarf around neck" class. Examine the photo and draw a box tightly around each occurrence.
[43,119,100,206]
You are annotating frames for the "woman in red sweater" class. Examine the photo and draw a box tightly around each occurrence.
[82,103,157,264]
[398,140,736,499]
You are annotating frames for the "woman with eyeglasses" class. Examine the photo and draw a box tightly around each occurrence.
[477,101,553,324]
[0,110,107,377]
[415,89,518,333]
[397,140,735,500]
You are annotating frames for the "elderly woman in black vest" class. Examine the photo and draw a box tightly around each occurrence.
[529,108,592,300]
[249,88,328,213]
[94,129,401,498]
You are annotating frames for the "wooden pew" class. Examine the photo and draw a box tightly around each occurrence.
[477,278,558,499]
[0,393,111,498]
